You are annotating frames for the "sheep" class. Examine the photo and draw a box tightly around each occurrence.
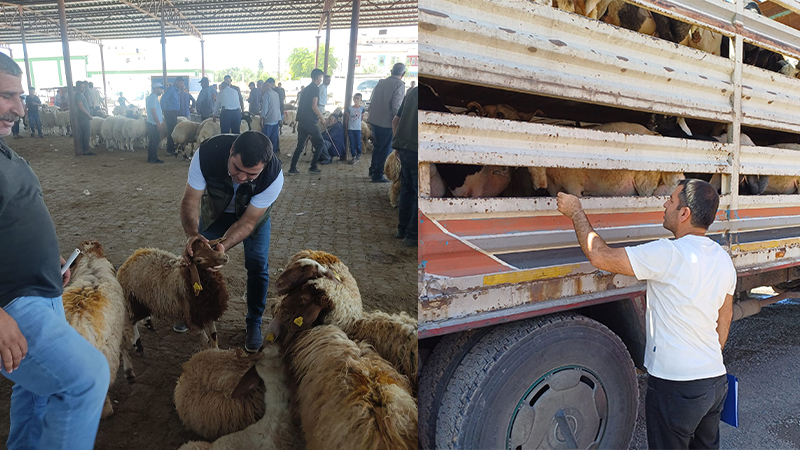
[40,107,57,136]
[286,325,418,450]
[240,118,250,132]
[431,164,513,197]
[55,110,71,136]
[529,166,685,197]
[384,149,402,207]
[174,349,267,440]
[360,120,373,153]
[112,117,129,151]
[196,118,222,145]
[117,238,229,381]
[121,117,146,151]
[101,116,119,149]
[267,250,418,392]
[90,116,105,148]
[62,241,129,419]
[176,345,302,450]
[172,120,201,158]
[248,114,261,133]
[112,104,127,116]
[283,110,297,133]
[553,0,613,20]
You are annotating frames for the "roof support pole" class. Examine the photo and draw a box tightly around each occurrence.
[99,43,107,110]
[56,0,80,156]
[277,32,281,81]
[342,0,360,163]
[19,6,32,91]
[315,35,320,69]
[160,0,167,87]
[200,39,205,77]
[323,12,331,74]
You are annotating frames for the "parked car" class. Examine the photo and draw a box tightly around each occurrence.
[355,79,380,106]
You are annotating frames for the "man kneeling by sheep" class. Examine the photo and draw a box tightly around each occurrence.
[179,130,284,352]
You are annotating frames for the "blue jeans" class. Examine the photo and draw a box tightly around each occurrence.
[397,148,418,239]
[201,214,271,327]
[220,109,241,134]
[261,123,280,154]
[369,124,393,180]
[2,296,109,450]
[28,112,42,137]
[348,129,362,157]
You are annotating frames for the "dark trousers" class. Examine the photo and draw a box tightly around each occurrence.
[28,111,42,137]
[220,109,241,134]
[261,123,280,154]
[290,120,324,171]
[77,118,91,154]
[146,122,160,162]
[11,120,19,136]
[397,148,418,239]
[646,374,728,450]
[164,110,178,154]
[348,129,362,157]
[201,214,271,327]
[369,124,393,180]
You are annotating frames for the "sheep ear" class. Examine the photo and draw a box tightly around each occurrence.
[276,259,326,294]
[298,303,324,327]
[232,365,261,399]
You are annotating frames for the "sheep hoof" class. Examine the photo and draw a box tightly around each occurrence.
[126,370,136,384]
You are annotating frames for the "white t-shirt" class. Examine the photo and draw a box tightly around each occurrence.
[187,150,284,213]
[625,234,736,381]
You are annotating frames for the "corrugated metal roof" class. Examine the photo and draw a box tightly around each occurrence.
[0,0,417,44]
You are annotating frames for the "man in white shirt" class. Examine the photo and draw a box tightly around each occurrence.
[318,74,330,113]
[557,179,735,450]
[213,82,242,134]
[180,131,283,352]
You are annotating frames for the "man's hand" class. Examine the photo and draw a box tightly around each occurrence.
[557,192,584,220]
[206,242,226,272]
[60,255,71,287]
[157,122,165,132]
[0,308,27,373]
[184,234,209,264]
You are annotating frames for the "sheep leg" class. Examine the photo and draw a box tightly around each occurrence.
[102,396,114,419]
[132,321,144,355]
[197,327,212,350]
[206,321,219,349]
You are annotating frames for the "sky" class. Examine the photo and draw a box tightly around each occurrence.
[7,25,418,78]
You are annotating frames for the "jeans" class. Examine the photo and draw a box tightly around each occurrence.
[146,122,160,162]
[261,123,280,154]
[12,120,19,136]
[201,214,271,327]
[348,129,362,157]
[369,124,393,180]
[164,110,178,154]
[220,109,241,134]
[397,148,418,239]
[2,296,109,450]
[77,118,91,154]
[290,120,324,171]
[28,112,42,137]
[646,374,728,450]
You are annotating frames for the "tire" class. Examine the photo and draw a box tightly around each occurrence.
[434,314,638,450]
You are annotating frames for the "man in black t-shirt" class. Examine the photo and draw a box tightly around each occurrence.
[25,87,42,138]
[288,68,326,174]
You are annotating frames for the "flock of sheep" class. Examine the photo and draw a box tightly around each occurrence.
[61,241,417,449]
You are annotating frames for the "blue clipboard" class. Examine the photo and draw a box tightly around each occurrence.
[721,373,738,428]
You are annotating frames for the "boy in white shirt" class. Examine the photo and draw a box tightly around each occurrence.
[557,179,735,450]
[344,93,366,164]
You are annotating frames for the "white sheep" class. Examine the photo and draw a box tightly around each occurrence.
[196,118,221,145]
[121,117,146,151]
[116,239,230,381]
[101,116,119,149]
[112,117,129,151]
[283,110,297,133]
[40,107,57,136]
[176,345,302,450]
[172,120,201,158]
[62,241,130,419]
[90,116,105,148]
[287,325,418,450]
[55,110,71,136]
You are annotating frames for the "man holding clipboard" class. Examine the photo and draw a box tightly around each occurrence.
[557,179,735,449]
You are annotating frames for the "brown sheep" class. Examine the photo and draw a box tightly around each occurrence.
[384,149,402,207]
[117,239,229,381]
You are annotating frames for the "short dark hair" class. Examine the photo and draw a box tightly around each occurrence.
[224,74,232,80]
[324,74,331,80]
[232,131,272,167]
[175,76,185,84]
[391,63,406,76]
[677,179,719,229]
[266,77,275,84]
[220,82,230,89]
[75,81,83,87]
[353,93,362,99]
[248,82,255,88]
[0,53,22,77]
[310,68,324,79]
[88,82,94,87]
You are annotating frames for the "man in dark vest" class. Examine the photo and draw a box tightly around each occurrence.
[179,130,284,351]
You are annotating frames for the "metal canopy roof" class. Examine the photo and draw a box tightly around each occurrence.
[0,0,418,44]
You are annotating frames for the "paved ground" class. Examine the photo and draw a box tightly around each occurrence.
[630,297,800,449]
[0,129,415,449]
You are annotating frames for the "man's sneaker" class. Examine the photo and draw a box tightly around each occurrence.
[173,323,189,333]
[309,167,322,173]
[349,158,358,165]
[287,168,299,175]
[372,176,390,183]
[402,236,418,247]
[245,324,263,353]
[395,230,406,239]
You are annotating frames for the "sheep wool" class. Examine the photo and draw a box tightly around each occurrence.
[383,149,402,208]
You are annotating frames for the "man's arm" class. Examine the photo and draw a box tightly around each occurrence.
[218,205,267,251]
[717,293,734,350]
[392,115,400,135]
[557,192,635,276]
[180,183,208,260]
[311,98,323,121]
[78,101,91,119]
[390,85,405,116]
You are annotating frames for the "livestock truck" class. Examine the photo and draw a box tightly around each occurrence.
[417,0,800,448]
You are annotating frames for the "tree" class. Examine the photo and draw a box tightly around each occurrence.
[286,45,340,80]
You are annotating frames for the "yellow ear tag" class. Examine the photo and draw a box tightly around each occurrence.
[293,316,304,327]
[193,282,203,295]
[266,333,275,342]
[332,270,342,282]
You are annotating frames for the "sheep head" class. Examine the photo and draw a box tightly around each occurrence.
[276,256,342,295]
[191,238,229,270]
[78,240,106,258]
[265,282,335,345]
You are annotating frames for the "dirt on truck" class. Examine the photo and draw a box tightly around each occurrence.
[417,0,800,448]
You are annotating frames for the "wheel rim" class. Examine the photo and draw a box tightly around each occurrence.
[506,365,608,450]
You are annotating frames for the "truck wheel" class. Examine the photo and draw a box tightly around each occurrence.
[435,314,638,450]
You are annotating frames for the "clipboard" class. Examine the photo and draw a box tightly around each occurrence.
[720,373,738,428]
